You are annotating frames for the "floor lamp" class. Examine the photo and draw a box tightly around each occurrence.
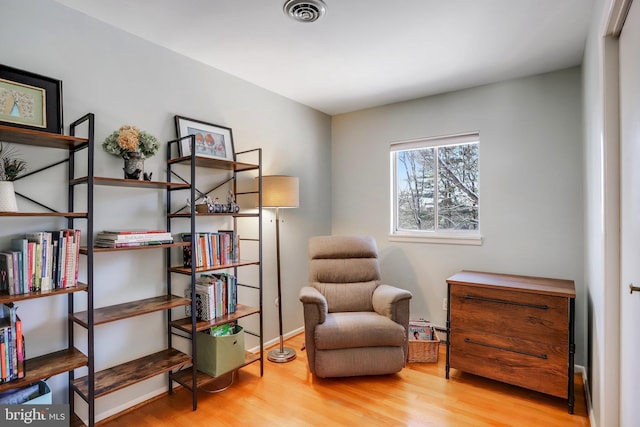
[261,175,299,363]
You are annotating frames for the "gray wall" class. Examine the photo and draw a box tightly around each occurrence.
[1,0,331,422]
[331,68,586,365]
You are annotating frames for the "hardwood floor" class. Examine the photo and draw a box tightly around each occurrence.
[100,333,590,426]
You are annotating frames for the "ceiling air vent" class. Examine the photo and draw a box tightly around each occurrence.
[284,0,327,23]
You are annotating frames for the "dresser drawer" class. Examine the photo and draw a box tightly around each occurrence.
[450,284,569,344]
[450,328,568,398]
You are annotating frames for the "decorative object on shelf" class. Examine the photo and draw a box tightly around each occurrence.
[174,115,235,161]
[0,142,27,212]
[259,175,299,363]
[102,125,159,180]
[0,64,63,134]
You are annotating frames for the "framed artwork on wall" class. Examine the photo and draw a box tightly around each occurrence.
[0,64,63,134]
[174,115,235,161]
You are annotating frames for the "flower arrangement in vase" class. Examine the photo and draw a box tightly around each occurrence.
[102,125,159,180]
[0,142,27,212]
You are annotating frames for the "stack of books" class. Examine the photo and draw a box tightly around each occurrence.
[1,229,81,295]
[185,273,237,321]
[95,230,173,248]
[0,304,25,383]
[181,230,239,268]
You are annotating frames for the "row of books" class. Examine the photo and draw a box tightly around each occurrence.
[185,273,237,321]
[0,305,25,384]
[0,229,80,296]
[181,231,239,269]
[409,319,436,341]
[95,230,173,248]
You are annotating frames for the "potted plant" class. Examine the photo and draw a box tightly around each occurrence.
[0,143,27,212]
[102,125,159,180]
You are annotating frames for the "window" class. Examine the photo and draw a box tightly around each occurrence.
[390,132,480,244]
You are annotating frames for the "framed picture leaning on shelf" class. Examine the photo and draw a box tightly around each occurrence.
[174,115,235,161]
[0,64,63,134]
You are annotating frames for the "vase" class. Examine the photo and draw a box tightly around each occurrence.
[0,181,18,212]
[123,151,144,180]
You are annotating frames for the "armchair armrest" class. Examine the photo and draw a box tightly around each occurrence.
[299,286,328,325]
[372,284,412,322]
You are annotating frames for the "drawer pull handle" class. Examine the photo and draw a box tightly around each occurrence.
[464,295,548,310]
[464,338,548,360]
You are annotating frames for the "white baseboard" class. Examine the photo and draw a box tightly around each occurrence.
[575,364,597,427]
[252,326,304,353]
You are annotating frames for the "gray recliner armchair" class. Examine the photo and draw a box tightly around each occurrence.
[299,235,413,378]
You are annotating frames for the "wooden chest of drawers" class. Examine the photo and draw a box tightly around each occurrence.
[445,271,576,413]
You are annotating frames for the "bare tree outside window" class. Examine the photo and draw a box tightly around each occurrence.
[392,135,479,235]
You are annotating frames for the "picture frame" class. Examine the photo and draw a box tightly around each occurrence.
[0,64,63,134]
[174,115,235,161]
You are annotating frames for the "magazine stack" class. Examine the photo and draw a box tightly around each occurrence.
[95,230,173,248]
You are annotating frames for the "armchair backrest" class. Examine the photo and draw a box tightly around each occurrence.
[308,235,381,313]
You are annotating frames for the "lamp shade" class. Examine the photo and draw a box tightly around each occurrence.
[259,175,299,208]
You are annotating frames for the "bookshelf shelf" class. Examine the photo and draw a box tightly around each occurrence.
[169,304,260,333]
[170,351,261,389]
[79,242,189,254]
[71,176,191,190]
[0,283,88,304]
[167,155,259,172]
[168,259,261,275]
[0,124,88,149]
[0,212,88,218]
[0,348,88,393]
[71,348,191,400]
[168,212,260,219]
[72,295,191,327]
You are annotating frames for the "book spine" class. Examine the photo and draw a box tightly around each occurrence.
[0,253,10,295]
[74,229,81,287]
[27,242,35,292]
[97,233,173,242]
[15,316,24,379]
[11,251,22,295]
[0,331,5,383]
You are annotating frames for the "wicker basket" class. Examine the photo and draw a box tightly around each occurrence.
[408,330,440,363]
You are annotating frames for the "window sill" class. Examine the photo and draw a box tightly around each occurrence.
[389,232,482,246]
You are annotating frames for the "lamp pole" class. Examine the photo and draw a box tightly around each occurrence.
[268,206,296,362]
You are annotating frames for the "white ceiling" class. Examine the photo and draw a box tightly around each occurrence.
[55,0,595,116]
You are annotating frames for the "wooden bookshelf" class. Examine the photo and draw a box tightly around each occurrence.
[0,348,88,393]
[71,295,191,327]
[169,304,260,333]
[71,349,191,399]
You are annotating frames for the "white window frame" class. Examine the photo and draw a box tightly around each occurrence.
[389,132,482,245]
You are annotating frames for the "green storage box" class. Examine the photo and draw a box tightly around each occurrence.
[196,325,245,377]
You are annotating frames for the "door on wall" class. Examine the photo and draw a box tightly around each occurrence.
[619,0,640,425]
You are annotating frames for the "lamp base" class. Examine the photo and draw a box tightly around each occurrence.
[267,346,297,363]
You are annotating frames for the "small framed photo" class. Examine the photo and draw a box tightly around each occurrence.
[174,115,235,161]
[0,64,63,134]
